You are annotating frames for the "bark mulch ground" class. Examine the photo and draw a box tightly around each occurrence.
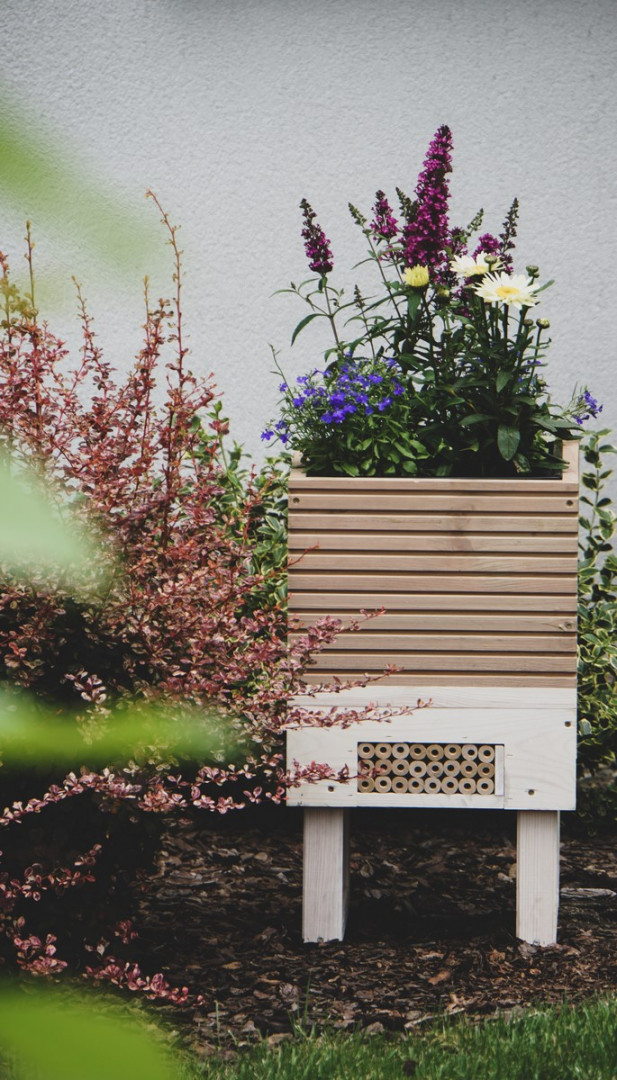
[135,807,617,1053]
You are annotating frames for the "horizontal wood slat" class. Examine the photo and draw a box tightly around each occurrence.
[293,613,576,632]
[289,592,576,613]
[290,462,578,493]
[289,632,576,654]
[290,493,577,514]
[290,573,577,594]
[289,532,578,553]
[291,553,576,574]
[288,458,579,688]
[289,513,578,534]
[305,652,575,673]
[291,685,577,708]
[300,673,578,687]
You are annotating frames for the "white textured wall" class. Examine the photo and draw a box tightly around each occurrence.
[1,0,616,463]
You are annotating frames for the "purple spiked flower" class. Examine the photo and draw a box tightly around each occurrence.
[402,125,453,277]
[300,198,334,275]
[473,233,501,259]
[370,190,399,241]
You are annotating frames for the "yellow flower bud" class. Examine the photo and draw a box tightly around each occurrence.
[403,264,429,289]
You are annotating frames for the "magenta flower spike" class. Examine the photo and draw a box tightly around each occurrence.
[300,198,334,275]
[473,233,501,258]
[403,124,453,277]
[370,190,399,241]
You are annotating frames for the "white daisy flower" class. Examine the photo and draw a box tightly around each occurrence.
[450,252,499,277]
[474,272,539,310]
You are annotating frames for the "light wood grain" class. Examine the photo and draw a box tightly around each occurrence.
[293,613,576,632]
[516,811,560,945]
[305,652,576,672]
[290,466,578,493]
[303,808,349,943]
[289,512,578,534]
[290,573,577,594]
[288,467,578,692]
[290,631,576,654]
[287,710,576,811]
[289,492,577,513]
[289,592,577,613]
[289,531,579,553]
[292,552,576,574]
[561,440,579,482]
[291,686,577,708]
[300,672,578,687]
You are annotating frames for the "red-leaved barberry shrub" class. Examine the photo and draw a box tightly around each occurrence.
[0,203,378,1002]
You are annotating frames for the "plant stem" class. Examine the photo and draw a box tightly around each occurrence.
[323,280,344,358]
[366,233,404,317]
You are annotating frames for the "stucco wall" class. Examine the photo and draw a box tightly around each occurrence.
[1,0,616,463]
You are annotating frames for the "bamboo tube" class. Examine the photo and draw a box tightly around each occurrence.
[461,744,479,760]
[391,777,409,793]
[476,778,495,795]
[409,743,426,759]
[392,743,410,759]
[392,759,410,776]
[443,760,460,777]
[358,743,375,759]
[478,745,495,762]
[375,760,394,776]
[427,761,444,778]
[441,777,460,794]
[408,778,424,793]
[459,778,477,794]
[375,743,392,759]
[477,762,495,778]
[374,776,392,792]
[460,760,478,778]
[409,761,427,777]
[358,777,375,793]
[426,743,445,760]
[424,777,442,793]
[444,744,462,760]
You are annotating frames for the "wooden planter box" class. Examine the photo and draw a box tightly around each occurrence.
[286,444,579,945]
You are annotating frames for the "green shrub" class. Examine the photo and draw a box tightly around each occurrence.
[576,429,617,826]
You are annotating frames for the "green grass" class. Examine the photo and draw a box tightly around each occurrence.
[188,997,617,1079]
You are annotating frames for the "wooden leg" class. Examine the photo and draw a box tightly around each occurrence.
[302,808,350,943]
[516,810,560,946]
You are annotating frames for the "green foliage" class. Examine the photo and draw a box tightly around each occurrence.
[271,262,582,478]
[0,985,175,1080]
[0,458,106,590]
[265,130,599,478]
[0,87,163,288]
[577,429,617,779]
[190,998,617,1079]
[269,354,430,477]
[194,400,289,611]
[0,685,241,769]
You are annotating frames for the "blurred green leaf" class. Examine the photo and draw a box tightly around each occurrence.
[0,686,242,767]
[0,462,104,585]
[0,985,175,1080]
[0,86,163,283]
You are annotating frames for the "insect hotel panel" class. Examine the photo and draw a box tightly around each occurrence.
[287,444,579,947]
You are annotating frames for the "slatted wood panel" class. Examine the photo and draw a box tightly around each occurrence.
[288,444,579,687]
